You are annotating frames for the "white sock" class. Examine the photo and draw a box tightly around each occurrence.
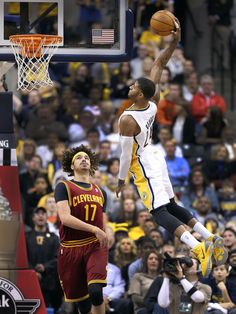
[180,231,200,249]
[193,222,213,240]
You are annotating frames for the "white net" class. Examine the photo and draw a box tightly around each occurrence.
[9,34,62,92]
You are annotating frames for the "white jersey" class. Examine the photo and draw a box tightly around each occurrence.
[119,100,174,210]
[120,101,157,156]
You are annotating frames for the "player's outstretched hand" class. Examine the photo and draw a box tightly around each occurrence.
[171,18,181,43]
[94,227,108,248]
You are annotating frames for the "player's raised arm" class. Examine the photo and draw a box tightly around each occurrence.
[150,19,181,100]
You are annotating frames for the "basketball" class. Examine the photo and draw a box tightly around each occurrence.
[150,10,176,36]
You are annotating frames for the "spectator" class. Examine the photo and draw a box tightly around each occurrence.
[203,144,233,189]
[103,157,120,195]
[71,63,94,98]
[128,236,156,280]
[128,250,162,314]
[106,117,120,155]
[222,128,236,161]
[159,66,171,100]
[131,44,149,79]
[103,261,132,314]
[197,106,228,149]
[228,249,236,281]
[113,237,137,291]
[223,228,236,251]
[203,263,236,314]
[116,198,138,228]
[68,110,96,146]
[207,0,234,70]
[47,142,66,185]
[172,101,196,145]
[158,257,211,314]
[180,168,219,212]
[36,132,59,168]
[157,83,183,126]
[149,229,165,250]
[191,74,226,123]
[19,154,43,207]
[164,139,190,190]
[110,62,134,100]
[182,71,199,102]
[218,180,236,221]
[84,84,103,120]
[25,207,62,312]
[204,213,223,236]
[18,138,37,172]
[129,209,151,241]
[25,104,68,145]
[98,140,112,172]
[25,174,51,227]
[167,46,185,79]
[192,196,213,225]
[152,125,183,157]
[16,89,42,128]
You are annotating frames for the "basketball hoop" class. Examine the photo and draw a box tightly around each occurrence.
[9,34,62,92]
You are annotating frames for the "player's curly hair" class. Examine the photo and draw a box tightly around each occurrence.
[62,145,99,176]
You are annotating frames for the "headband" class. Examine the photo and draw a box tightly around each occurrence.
[71,151,89,165]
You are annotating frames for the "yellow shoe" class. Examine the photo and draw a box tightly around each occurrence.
[191,242,213,277]
[207,235,228,265]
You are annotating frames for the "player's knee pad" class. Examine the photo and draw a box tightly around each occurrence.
[151,205,183,234]
[167,198,194,224]
[77,299,92,314]
[88,283,103,306]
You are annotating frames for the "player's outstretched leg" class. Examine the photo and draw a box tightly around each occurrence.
[151,205,213,276]
[166,199,228,270]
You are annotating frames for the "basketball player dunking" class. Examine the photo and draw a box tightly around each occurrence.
[116,18,227,277]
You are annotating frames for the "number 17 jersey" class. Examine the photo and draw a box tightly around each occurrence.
[55,180,105,247]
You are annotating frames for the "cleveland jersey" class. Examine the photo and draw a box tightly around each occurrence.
[120,101,174,210]
[55,180,105,247]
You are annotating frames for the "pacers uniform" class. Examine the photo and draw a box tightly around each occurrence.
[120,101,174,211]
[55,180,108,302]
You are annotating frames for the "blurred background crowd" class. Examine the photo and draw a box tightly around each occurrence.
[1,0,236,313]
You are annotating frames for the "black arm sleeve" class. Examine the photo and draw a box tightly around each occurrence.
[54,182,68,202]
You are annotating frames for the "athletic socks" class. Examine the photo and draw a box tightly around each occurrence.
[193,222,213,240]
[180,231,200,249]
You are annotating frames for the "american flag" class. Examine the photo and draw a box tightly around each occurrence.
[92,29,114,44]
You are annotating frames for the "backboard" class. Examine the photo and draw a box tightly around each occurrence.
[0,0,133,62]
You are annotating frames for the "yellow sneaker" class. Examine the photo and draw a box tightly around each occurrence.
[207,235,228,265]
[191,241,213,277]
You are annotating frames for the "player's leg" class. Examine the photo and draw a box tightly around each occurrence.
[87,284,105,314]
[57,246,90,303]
[145,152,212,276]
[77,299,92,314]
[160,152,227,264]
[85,242,108,314]
[167,198,228,266]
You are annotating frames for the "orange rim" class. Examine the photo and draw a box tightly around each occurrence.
[9,34,62,58]
[9,34,63,45]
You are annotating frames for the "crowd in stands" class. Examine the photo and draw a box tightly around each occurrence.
[3,0,236,313]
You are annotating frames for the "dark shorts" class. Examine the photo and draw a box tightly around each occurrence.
[58,240,108,302]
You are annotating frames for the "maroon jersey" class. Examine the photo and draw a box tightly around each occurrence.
[59,180,105,247]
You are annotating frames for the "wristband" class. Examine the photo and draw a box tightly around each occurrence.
[187,286,197,297]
